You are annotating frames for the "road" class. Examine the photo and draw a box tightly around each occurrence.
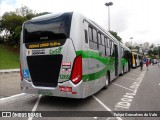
[0,65,160,120]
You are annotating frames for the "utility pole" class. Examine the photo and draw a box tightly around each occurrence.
[105,2,113,31]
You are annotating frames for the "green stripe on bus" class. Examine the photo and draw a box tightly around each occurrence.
[82,67,106,82]
[76,50,115,81]
[76,50,111,65]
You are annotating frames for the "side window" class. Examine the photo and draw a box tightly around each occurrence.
[89,26,98,50]
[93,29,97,42]
[105,37,108,47]
[104,37,110,57]
[99,45,105,56]
[106,47,110,56]
[110,40,112,49]
[101,35,105,46]
[99,34,105,57]
[89,27,92,41]
[135,55,137,59]
[107,38,110,48]
[110,40,115,57]
[112,41,114,49]
[98,33,101,45]
[84,30,88,43]
[121,47,124,57]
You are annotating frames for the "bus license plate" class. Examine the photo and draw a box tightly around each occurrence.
[38,90,53,95]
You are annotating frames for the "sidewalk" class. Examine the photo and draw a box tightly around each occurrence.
[0,69,20,74]
[0,69,21,99]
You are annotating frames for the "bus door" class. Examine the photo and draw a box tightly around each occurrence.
[114,44,118,76]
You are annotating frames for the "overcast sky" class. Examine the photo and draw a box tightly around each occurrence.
[0,0,160,45]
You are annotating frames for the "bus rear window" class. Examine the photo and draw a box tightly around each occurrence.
[23,13,72,44]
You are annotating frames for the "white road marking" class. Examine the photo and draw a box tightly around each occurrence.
[159,83,160,85]
[92,95,123,120]
[93,117,98,119]
[28,95,42,120]
[0,93,36,105]
[114,71,146,110]
[93,95,112,111]
[112,83,134,92]
[0,93,25,101]
[121,77,135,81]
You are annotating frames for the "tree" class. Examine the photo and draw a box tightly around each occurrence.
[12,26,21,47]
[109,30,122,43]
[0,12,24,45]
[153,49,158,55]
[0,5,50,47]
[0,6,35,46]
[16,5,34,17]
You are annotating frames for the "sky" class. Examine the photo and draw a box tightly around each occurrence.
[0,0,160,45]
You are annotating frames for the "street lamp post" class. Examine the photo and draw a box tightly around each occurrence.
[105,2,113,31]
[130,37,133,51]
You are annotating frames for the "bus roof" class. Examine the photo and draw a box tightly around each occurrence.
[30,12,73,22]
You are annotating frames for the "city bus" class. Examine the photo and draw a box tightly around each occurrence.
[131,52,140,68]
[119,43,132,75]
[20,12,131,98]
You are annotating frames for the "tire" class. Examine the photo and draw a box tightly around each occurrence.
[103,73,109,89]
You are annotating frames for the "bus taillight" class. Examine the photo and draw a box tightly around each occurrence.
[70,55,82,84]
[20,64,23,80]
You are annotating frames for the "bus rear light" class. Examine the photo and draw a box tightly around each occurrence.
[70,55,82,84]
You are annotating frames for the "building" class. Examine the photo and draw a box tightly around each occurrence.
[143,42,150,51]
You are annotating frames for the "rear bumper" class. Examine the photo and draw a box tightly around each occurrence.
[21,79,84,99]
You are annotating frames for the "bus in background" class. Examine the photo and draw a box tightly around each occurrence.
[119,43,131,75]
[20,12,131,98]
[131,52,140,68]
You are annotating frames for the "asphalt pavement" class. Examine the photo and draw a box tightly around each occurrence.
[0,65,160,120]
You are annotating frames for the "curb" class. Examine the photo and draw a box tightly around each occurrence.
[0,69,20,74]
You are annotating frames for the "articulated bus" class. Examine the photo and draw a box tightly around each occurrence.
[20,12,131,98]
[119,43,132,74]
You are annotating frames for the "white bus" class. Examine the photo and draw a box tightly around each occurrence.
[119,43,132,74]
[20,12,131,98]
[131,52,140,68]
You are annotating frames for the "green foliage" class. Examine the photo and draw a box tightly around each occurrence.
[0,5,49,47]
[0,36,3,43]
[12,26,22,47]
[153,49,158,55]
[109,30,122,43]
[0,12,24,46]
[148,49,159,59]
[0,44,20,69]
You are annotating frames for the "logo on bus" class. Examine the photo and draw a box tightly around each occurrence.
[59,74,70,79]
[49,47,62,55]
